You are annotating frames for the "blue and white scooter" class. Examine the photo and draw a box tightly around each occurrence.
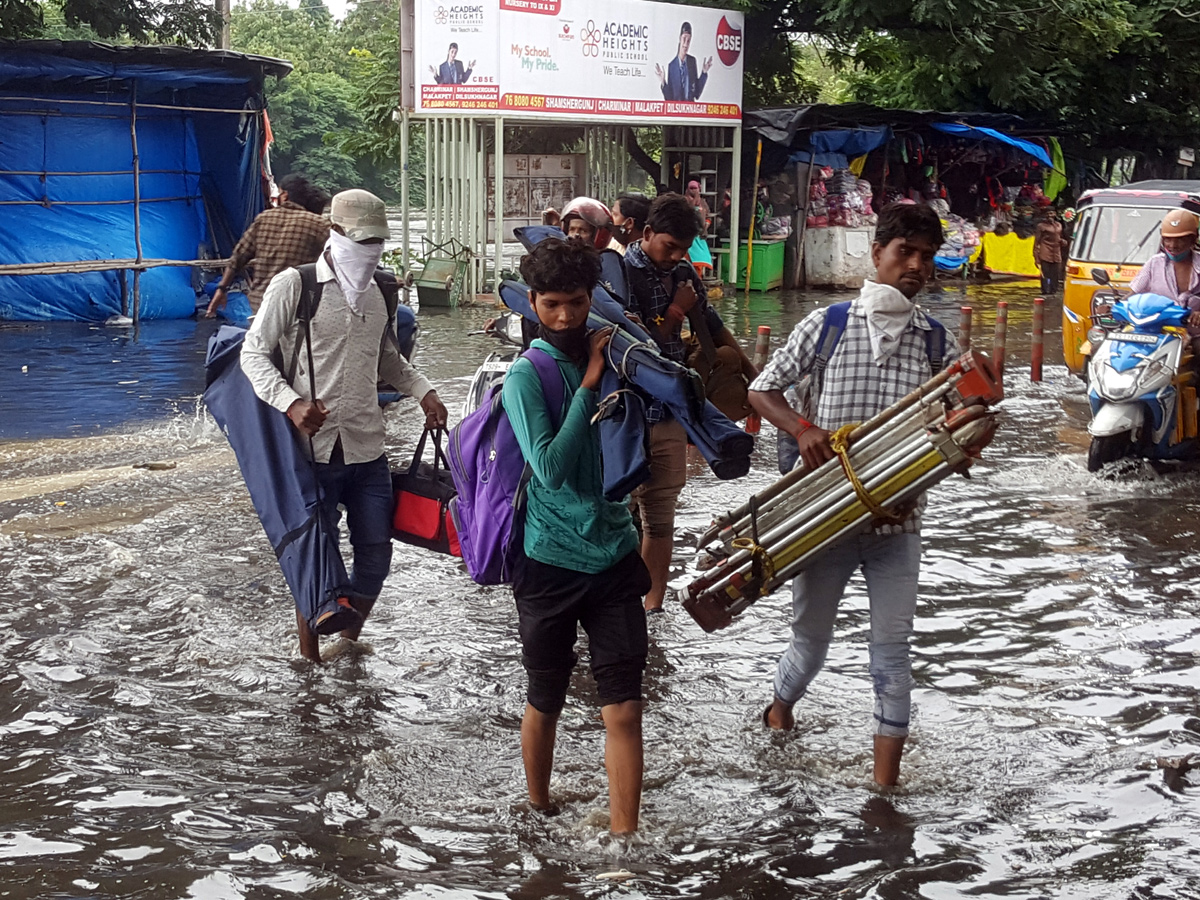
[1086,291,1199,472]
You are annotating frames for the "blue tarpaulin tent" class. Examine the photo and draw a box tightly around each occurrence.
[0,41,290,322]
[928,122,1054,169]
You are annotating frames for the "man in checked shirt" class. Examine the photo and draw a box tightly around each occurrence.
[748,203,953,786]
[205,173,331,317]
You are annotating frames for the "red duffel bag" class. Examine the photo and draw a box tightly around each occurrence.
[392,427,461,556]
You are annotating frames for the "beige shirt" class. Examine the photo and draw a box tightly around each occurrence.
[241,255,435,464]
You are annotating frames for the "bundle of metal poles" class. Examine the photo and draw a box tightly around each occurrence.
[683,350,1004,633]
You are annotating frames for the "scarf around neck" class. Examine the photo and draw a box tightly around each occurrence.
[860,280,918,365]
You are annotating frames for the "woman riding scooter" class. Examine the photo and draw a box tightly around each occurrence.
[1130,209,1200,351]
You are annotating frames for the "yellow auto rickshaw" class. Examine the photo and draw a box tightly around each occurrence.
[1062,180,1200,375]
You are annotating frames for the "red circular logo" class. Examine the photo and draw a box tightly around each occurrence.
[715,16,742,67]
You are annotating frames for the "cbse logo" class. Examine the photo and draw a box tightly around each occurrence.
[716,16,742,67]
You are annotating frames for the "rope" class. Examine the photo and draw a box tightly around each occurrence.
[731,495,776,585]
[828,423,905,524]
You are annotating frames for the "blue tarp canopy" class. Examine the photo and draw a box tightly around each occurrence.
[0,41,290,321]
[929,122,1053,168]
[787,126,892,169]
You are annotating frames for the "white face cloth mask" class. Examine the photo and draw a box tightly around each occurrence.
[860,279,917,364]
[326,230,384,315]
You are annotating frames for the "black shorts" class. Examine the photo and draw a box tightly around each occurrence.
[512,550,651,713]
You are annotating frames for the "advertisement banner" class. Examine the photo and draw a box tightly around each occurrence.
[414,0,743,123]
[416,2,502,111]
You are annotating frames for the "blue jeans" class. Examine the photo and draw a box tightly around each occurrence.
[774,533,921,738]
[315,446,394,599]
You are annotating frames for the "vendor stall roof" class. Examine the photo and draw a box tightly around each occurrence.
[744,103,1040,151]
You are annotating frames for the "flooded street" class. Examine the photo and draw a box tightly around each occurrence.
[1,280,1199,899]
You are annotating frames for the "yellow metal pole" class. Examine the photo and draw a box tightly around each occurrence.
[745,138,762,300]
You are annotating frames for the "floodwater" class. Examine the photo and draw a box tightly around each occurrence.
[2,280,1199,899]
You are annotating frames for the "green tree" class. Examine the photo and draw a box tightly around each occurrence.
[267,70,363,193]
[735,0,1200,161]
[2,0,218,42]
[230,0,366,196]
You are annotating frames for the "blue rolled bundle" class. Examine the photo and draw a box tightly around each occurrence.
[499,280,752,479]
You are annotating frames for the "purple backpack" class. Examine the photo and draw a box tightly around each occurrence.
[448,348,564,584]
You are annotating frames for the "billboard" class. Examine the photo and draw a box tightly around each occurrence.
[414,0,744,123]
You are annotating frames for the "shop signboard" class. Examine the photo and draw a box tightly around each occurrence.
[414,0,743,123]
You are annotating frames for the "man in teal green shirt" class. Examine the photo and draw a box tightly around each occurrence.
[502,238,651,835]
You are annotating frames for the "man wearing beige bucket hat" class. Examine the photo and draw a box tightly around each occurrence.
[242,188,448,661]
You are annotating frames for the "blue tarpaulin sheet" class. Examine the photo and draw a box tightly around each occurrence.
[788,126,892,168]
[0,43,282,321]
[929,122,1053,168]
[203,324,360,635]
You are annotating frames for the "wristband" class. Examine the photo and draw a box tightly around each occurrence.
[665,303,687,326]
[794,417,813,439]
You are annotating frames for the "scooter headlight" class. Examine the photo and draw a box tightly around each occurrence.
[1087,326,1106,346]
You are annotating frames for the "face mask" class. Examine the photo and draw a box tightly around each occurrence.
[538,322,589,361]
[326,231,384,315]
[1166,247,1193,262]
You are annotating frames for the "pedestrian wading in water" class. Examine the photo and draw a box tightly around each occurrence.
[747,202,955,786]
[241,188,448,662]
[622,193,757,612]
[502,238,652,833]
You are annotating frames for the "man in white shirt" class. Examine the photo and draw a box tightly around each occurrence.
[241,189,448,662]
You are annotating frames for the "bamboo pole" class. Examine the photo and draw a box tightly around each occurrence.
[744,138,762,300]
[0,95,259,114]
[0,195,204,207]
[400,107,410,277]
[794,159,816,288]
[0,257,230,276]
[130,81,144,325]
[0,94,258,114]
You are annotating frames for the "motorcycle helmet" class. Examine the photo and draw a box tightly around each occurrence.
[1161,209,1199,238]
[560,197,614,250]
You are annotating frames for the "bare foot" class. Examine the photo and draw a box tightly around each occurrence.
[763,699,794,731]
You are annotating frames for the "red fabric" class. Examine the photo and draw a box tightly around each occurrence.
[394,492,443,541]
[446,513,462,557]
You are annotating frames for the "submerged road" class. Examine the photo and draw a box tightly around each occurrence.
[0,282,1198,898]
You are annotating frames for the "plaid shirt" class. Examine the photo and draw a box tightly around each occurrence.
[750,292,956,534]
[624,240,725,422]
[230,201,330,311]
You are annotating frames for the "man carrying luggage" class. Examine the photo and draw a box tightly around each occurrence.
[747,202,953,786]
[241,189,448,662]
[623,193,756,612]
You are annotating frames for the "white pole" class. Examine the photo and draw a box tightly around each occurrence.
[400,108,410,275]
[729,124,742,286]
[494,117,504,298]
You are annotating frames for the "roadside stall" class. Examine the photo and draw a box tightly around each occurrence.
[742,104,1062,289]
